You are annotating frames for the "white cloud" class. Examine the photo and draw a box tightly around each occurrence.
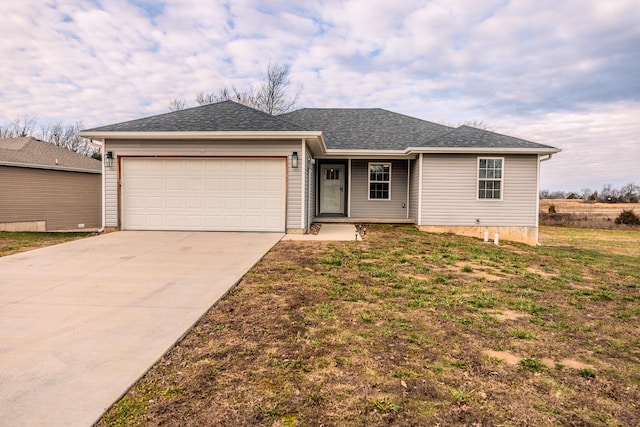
[0,0,637,190]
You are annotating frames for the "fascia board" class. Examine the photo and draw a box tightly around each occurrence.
[406,146,562,155]
[0,161,101,174]
[77,131,323,140]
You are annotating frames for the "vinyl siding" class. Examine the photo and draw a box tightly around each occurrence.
[0,165,101,230]
[104,139,302,229]
[409,158,420,221]
[350,159,409,218]
[421,154,538,226]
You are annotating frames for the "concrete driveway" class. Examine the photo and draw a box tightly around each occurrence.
[0,231,282,427]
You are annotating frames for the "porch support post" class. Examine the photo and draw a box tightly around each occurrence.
[347,159,352,217]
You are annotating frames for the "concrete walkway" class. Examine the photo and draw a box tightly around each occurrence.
[0,231,282,427]
[282,223,363,241]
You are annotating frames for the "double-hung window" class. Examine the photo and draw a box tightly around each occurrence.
[478,158,503,200]
[369,162,391,200]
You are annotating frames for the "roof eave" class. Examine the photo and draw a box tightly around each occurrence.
[77,130,324,140]
[0,161,101,174]
[316,146,561,158]
[407,146,562,155]
[317,149,414,160]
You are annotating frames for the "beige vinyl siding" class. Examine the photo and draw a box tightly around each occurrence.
[421,154,538,226]
[409,158,420,221]
[350,159,409,218]
[104,139,302,229]
[105,165,118,227]
[0,165,101,231]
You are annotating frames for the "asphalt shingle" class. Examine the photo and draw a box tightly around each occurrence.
[279,108,454,150]
[0,137,101,171]
[82,100,557,152]
[85,101,305,132]
[423,125,557,150]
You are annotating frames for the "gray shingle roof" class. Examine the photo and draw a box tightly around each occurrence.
[82,100,558,152]
[279,108,454,150]
[84,100,305,132]
[422,126,557,150]
[0,137,101,172]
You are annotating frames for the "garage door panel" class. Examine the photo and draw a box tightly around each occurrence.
[166,197,183,209]
[123,158,285,231]
[147,197,164,209]
[147,178,163,190]
[206,197,223,209]
[245,179,263,192]
[265,178,283,191]
[225,198,242,209]
[225,179,242,191]
[245,198,263,210]
[186,197,202,209]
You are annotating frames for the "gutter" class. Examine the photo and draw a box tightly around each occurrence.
[0,161,101,174]
[77,130,324,141]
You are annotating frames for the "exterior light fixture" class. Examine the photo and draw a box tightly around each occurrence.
[105,151,114,168]
[292,151,299,168]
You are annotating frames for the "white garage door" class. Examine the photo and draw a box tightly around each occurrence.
[122,158,286,232]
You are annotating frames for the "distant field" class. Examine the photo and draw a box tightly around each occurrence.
[540,199,639,227]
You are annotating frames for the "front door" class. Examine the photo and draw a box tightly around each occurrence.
[320,164,345,214]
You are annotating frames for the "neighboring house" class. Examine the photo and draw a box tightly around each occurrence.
[0,137,101,231]
[79,101,560,245]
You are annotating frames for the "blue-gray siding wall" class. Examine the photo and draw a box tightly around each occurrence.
[350,159,409,218]
[421,154,539,226]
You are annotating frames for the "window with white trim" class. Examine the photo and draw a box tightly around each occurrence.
[478,158,503,200]
[369,162,391,200]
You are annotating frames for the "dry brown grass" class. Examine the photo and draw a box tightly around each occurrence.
[98,225,640,426]
[0,231,94,256]
[540,199,639,228]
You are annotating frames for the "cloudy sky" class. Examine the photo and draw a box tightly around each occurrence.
[1,0,638,191]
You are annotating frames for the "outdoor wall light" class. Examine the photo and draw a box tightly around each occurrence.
[292,151,299,168]
[105,151,114,168]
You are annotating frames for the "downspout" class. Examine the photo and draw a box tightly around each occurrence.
[536,154,554,245]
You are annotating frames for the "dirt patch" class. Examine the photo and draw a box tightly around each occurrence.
[449,261,505,282]
[484,309,531,322]
[526,266,557,278]
[483,349,521,365]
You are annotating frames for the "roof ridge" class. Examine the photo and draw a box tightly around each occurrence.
[84,100,308,133]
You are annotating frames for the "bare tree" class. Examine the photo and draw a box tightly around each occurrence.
[621,182,639,203]
[579,188,592,201]
[460,119,495,131]
[176,62,299,115]
[37,120,95,156]
[195,86,255,106]
[1,118,96,156]
[440,119,495,131]
[253,62,299,115]
[168,99,187,111]
[0,117,38,138]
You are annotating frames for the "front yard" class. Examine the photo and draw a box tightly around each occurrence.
[94,224,639,426]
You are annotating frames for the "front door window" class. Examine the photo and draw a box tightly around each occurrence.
[320,164,345,214]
